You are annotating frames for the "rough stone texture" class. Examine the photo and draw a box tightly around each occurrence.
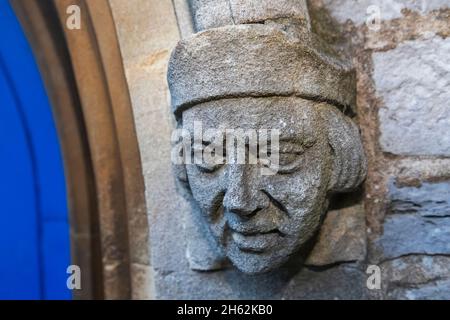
[389,281,450,300]
[374,214,450,260]
[110,0,180,62]
[364,9,450,52]
[168,24,357,117]
[190,0,311,31]
[372,181,450,261]
[173,0,195,39]
[321,0,450,25]
[189,0,234,31]
[390,158,450,186]
[177,98,366,274]
[130,263,155,300]
[373,36,450,156]
[155,262,368,299]
[388,181,450,217]
[112,0,450,300]
[381,255,450,299]
[110,0,188,299]
[306,204,366,266]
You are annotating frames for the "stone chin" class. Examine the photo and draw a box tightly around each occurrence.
[226,245,288,274]
[205,192,329,274]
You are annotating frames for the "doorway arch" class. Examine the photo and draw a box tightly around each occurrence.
[11,0,148,299]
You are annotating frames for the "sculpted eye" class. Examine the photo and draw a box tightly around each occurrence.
[196,160,223,173]
[279,153,300,166]
[193,142,225,173]
[270,140,315,174]
[276,152,304,174]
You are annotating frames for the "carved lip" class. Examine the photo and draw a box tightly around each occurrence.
[231,230,280,253]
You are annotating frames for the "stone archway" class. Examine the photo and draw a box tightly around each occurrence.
[11,0,148,300]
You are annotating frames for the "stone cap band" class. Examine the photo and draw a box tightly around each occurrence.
[190,0,311,31]
[167,24,357,119]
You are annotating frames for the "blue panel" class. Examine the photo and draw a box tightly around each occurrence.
[0,0,71,299]
[0,56,41,300]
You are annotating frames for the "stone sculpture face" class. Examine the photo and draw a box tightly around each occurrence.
[181,97,359,273]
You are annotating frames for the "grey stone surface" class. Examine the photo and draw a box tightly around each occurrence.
[389,280,450,300]
[381,255,450,299]
[189,0,234,31]
[321,0,450,25]
[373,181,450,261]
[388,181,450,217]
[373,36,450,156]
[115,0,450,300]
[173,0,195,39]
[306,204,367,266]
[168,0,366,277]
[374,213,450,260]
[281,263,369,299]
[190,0,311,31]
[392,158,450,184]
[110,0,184,299]
[155,262,368,299]
[177,98,366,273]
[168,24,357,118]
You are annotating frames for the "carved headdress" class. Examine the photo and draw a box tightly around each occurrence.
[168,0,356,120]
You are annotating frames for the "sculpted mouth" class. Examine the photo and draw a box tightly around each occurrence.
[230,229,283,253]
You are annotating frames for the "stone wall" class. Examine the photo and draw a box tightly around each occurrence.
[110,0,450,299]
[314,0,450,299]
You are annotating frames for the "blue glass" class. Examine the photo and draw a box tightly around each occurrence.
[0,0,71,300]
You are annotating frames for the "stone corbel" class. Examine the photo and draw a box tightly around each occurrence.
[169,0,367,273]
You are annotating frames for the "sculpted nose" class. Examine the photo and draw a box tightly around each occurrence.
[223,165,266,218]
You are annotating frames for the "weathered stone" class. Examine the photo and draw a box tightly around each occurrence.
[176,97,366,274]
[373,36,450,156]
[110,0,180,63]
[392,158,450,185]
[381,255,450,288]
[168,24,357,118]
[381,255,450,299]
[190,0,311,31]
[230,0,311,27]
[282,263,369,300]
[306,204,367,266]
[388,181,450,217]
[130,263,155,300]
[110,0,189,297]
[373,214,450,260]
[388,280,450,300]
[185,199,227,271]
[155,262,368,299]
[112,0,450,300]
[373,181,450,261]
[321,0,450,25]
[173,0,195,39]
[189,0,234,31]
[168,0,366,276]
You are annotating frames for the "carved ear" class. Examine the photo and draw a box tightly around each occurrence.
[172,135,192,200]
[318,104,367,193]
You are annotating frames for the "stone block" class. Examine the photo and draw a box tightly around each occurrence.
[388,181,450,217]
[373,37,450,156]
[190,0,310,31]
[306,204,367,266]
[321,0,450,25]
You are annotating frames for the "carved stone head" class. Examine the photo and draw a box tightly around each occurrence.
[168,24,367,274]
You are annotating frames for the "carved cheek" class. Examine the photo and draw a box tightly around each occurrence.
[186,165,226,213]
[263,159,324,209]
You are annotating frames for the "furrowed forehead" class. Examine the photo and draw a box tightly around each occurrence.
[181,97,321,133]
